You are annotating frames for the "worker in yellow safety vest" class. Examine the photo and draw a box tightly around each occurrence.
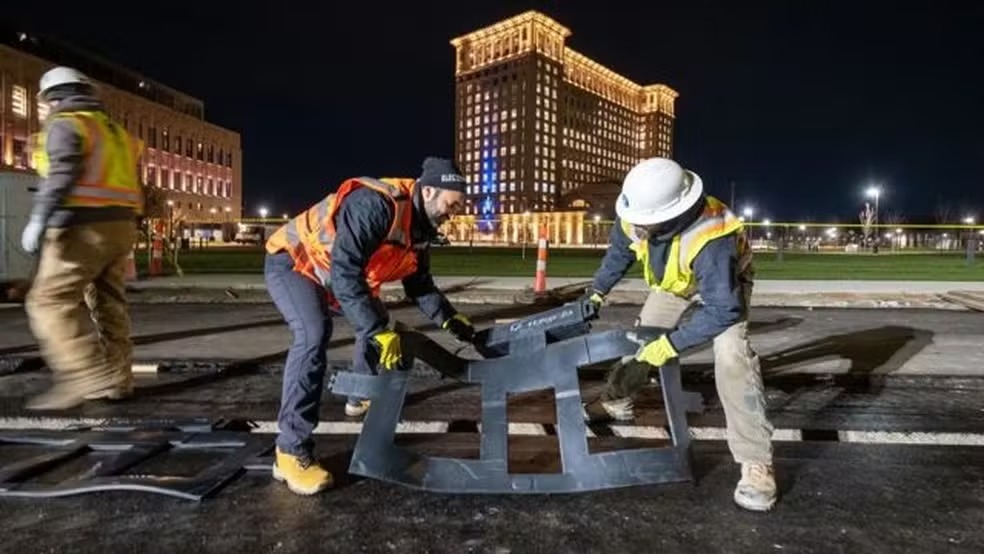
[581,157,777,512]
[22,66,143,410]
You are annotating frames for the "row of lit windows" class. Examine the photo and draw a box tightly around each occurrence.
[463,120,520,138]
[461,26,540,69]
[463,91,522,115]
[463,146,520,161]
[463,136,548,151]
[7,82,236,169]
[463,107,522,127]
[563,131,636,152]
[564,141,634,165]
[146,166,233,199]
[464,201,556,216]
[537,59,562,75]
[465,82,528,106]
[562,158,631,177]
[9,85,29,118]
[139,127,234,168]
[462,112,524,129]
[466,182,559,195]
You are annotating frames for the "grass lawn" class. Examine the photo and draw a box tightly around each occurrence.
[136,246,984,281]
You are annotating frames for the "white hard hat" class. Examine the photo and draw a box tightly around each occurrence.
[38,66,92,98]
[615,158,704,226]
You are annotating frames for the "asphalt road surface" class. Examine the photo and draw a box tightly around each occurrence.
[1,303,983,553]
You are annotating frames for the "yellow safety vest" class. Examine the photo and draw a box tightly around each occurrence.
[34,110,143,213]
[622,196,752,298]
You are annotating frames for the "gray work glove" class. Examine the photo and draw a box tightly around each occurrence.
[20,217,45,254]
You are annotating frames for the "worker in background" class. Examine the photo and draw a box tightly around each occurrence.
[21,66,143,410]
[263,157,475,495]
[581,157,777,512]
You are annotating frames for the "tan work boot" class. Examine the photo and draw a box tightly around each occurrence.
[83,383,134,401]
[733,463,778,512]
[27,372,123,410]
[83,371,134,400]
[272,448,334,495]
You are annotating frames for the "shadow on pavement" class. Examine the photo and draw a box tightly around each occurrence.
[761,325,935,384]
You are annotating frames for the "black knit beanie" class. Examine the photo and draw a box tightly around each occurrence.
[417,157,467,193]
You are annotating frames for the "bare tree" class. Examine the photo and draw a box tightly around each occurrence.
[883,211,906,226]
[139,184,182,274]
[859,202,875,247]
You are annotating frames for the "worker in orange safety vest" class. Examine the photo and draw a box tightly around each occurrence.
[263,157,474,495]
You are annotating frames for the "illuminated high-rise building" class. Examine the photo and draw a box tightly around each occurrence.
[450,11,677,223]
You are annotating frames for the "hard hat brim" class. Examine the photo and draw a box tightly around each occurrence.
[615,170,704,226]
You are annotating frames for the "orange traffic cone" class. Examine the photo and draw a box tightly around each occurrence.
[124,251,137,282]
[533,224,548,294]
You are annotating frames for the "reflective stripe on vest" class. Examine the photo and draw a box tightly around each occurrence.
[264,177,416,290]
[623,196,750,298]
[35,111,142,210]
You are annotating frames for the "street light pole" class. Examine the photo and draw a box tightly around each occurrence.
[866,185,881,253]
[742,206,754,243]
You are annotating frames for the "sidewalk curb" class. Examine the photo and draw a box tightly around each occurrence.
[118,286,967,311]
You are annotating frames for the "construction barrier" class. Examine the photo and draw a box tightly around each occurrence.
[534,223,548,294]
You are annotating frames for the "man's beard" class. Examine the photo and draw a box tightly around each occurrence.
[425,197,446,227]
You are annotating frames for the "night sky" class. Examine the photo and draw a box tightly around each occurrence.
[6,1,982,222]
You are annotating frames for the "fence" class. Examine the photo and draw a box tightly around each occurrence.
[436,216,979,253]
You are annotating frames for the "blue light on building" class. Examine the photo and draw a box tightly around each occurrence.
[478,131,499,233]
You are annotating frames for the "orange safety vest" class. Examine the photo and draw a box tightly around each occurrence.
[266,177,419,296]
[34,110,143,213]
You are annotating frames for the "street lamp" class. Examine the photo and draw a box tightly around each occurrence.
[742,207,754,242]
[282,213,289,220]
[964,216,976,225]
[865,185,882,253]
[258,207,269,219]
[865,185,881,226]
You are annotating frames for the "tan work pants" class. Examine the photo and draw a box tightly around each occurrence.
[26,220,137,391]
[606,287,774,464]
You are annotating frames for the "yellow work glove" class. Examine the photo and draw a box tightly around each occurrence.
[588,291,604,307]
[580,290,604,310]
[372,330,402,370]
[635,335,678,368]
[442,313,475,343]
